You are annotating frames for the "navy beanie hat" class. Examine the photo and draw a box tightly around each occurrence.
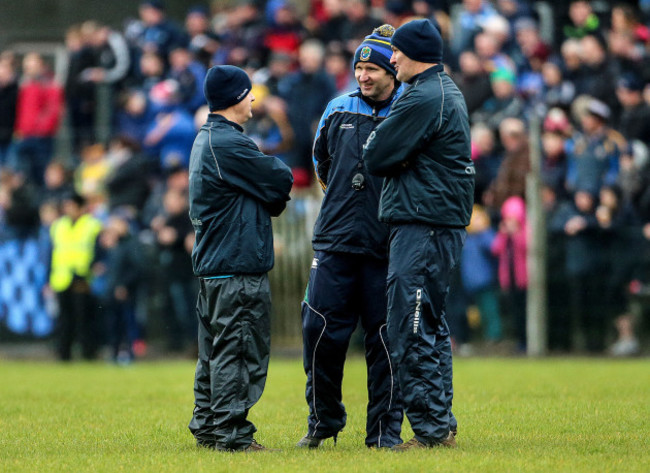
[391,19,443,63]
[353,24,396,76]
[204,65,252,111]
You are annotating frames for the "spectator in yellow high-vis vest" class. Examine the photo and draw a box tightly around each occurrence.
[49,192,102,360]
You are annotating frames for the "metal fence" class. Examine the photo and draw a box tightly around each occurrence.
[268,188,322,348]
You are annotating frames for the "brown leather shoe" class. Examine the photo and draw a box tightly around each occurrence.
[244,439,279,452]
[441,431,457,448]
[215,439,277,452]
[391,438,428,451]
[391,432,457,451]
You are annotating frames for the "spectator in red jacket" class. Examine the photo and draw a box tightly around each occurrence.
[14,52,64,187]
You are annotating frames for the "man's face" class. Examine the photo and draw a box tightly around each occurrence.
[354,62,394,101]
[390,46,417,83]
[232,91,255,124]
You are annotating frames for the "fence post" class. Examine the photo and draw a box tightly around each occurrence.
[95,83,112,145]
[526,112,548,356]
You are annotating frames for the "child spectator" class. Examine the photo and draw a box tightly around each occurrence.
[491,196,527,351]
[95,213,143,364]
[74,143,110,202]
[461,204,502,344]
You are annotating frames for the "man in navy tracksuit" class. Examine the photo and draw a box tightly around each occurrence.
[364,19,475,450]
[187,65,293,452]
[297,25,404,449]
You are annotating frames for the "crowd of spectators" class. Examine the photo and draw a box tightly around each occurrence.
[1,0,650,360]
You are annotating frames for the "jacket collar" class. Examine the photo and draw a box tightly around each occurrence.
[207,113,243,132]
[408,63,444,84]
[352,84,400,110]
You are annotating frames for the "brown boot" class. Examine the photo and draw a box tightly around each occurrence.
[244,439,279,452]
[215,439,276,452]
[441,431,457,448]
[391,432,457,451]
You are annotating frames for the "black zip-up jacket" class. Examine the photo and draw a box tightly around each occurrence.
[189,113,293,276]
[364,64,475,227]
[311,87,401,260]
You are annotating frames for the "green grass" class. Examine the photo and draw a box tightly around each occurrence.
[0,357,648,472]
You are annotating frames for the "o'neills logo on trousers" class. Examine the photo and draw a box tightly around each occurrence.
[413,289,422,333]
[237,88,250,100]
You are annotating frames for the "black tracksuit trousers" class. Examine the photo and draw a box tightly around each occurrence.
[188,275,271,450]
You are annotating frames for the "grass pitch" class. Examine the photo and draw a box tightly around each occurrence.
[0,356,648,472]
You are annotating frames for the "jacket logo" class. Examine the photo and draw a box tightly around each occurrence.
[360,46,371,61]
[413,289,422,333]
[311,257,319,269]
[363,131,376,150]
[191,218,202,227]
[340,124,354,129]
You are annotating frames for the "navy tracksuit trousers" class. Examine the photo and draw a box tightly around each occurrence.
[301,250,403,447]
[386,224,465,444]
